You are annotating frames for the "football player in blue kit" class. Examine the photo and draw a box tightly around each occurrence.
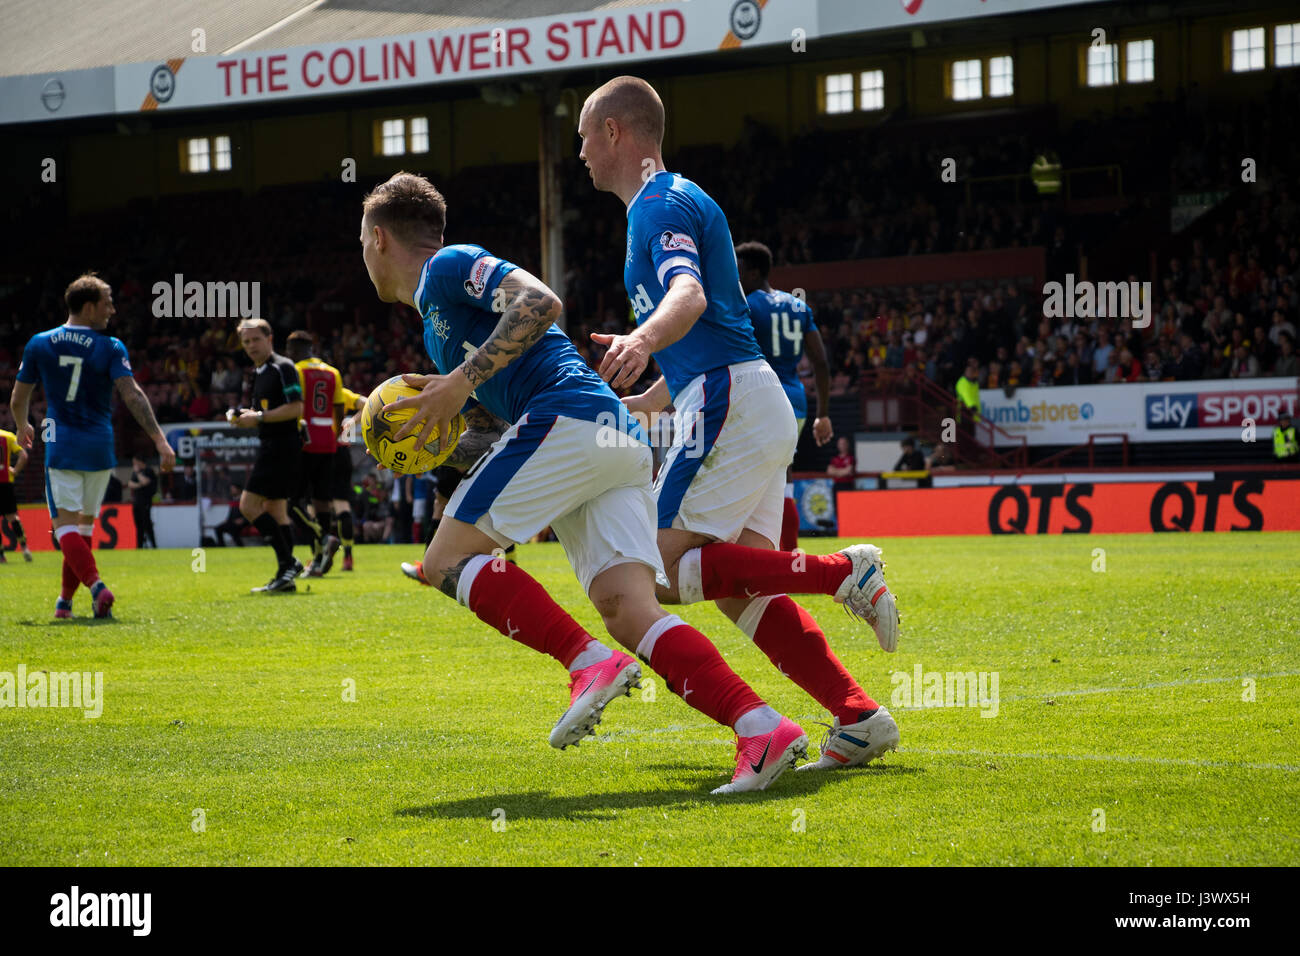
[735,239,834,551]
[359,172,810,792]
[579,76,901,770]
[10,273,176,618]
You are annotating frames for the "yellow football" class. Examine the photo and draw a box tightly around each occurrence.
[360,376,465,474]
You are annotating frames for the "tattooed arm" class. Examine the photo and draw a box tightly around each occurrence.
[114,376,177,471]
[388,269,561,450]
[442,405,508,472]
[457,269,562,391]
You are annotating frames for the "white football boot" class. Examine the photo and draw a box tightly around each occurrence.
[797,707,900,771]
[833,544,900,652]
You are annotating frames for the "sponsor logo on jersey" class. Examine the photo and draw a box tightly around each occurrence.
[659,231,698,254]
[630,283,656,319]
[463,256,500,299]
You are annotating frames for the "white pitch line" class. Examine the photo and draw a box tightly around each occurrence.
[592,672,1300,761]
[890,669,1300,712]
[222,0,329,55]
[899,747,1299,773]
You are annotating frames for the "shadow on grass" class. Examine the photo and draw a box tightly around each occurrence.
[397,763,919,822]
[398,787,724,822]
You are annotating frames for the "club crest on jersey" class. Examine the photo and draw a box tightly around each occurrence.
[660,231,698,255]
[463,256,500,299]
[430,310,450,340]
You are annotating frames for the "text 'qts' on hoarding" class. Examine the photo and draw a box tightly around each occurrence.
[838,480,1300,536]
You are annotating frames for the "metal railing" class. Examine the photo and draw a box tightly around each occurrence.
[856,369,1029,470]
[962,164,1124,205]
[1032,433,1130,470]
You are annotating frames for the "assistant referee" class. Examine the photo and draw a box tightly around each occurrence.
[232,318,304,593]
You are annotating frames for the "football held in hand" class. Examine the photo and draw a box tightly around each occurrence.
[361,375,465,474]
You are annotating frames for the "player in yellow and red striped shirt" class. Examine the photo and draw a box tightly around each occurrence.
[0,426,33,562]
[286,330,360,576]
[334,384,366,570]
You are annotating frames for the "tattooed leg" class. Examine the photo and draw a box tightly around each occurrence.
[434,554,476,600]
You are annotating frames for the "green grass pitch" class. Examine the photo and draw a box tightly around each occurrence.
[1,534,1297,866]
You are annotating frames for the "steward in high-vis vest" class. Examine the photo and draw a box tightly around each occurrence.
[955,358,981,423]
[1275,414,1299,462]
[1032,152,1061,195]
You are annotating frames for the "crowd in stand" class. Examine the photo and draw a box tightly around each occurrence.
[803,176,1299,397]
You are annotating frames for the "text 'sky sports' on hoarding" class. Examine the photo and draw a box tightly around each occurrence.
[838,480,1300,536]
[980,377,1298,445]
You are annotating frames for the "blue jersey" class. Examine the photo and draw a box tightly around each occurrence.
[16,324,132,470]
[412,471,432,501]
[623,170,763,399]
[414,244,644,439]
[745,288,818,418]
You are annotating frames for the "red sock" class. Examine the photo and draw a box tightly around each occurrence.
[61,557,80,600]
[644,619,766,730]
[698,543,849,599]
[58,530,100,588]
[750,596,875,724]
[780,496,800,551]
[466,559,593,668]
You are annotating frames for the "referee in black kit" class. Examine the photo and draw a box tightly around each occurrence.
[231,318,304,593]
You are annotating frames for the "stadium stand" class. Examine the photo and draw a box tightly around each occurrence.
[3,1,1297,505]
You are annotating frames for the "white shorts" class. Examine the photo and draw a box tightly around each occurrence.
[45,468,112,521]
[654,359,797,546]
[412,498,429,522]
[445,413,664,594]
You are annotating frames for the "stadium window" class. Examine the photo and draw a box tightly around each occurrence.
[951,58,983,100]
[820,73,855,114]
[988,55,1014,97]
[1230,28,1265,72]
[380,119,405,156]
[213,135,233,171]
[1276,23,1300,68]
[1125,39,1154,83]
[859,70,885,111]
[180,136,233,174]
[1085,44,1118,86]
[409,116,429,153]
[186,138,209,174]
[374,117,430,156]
